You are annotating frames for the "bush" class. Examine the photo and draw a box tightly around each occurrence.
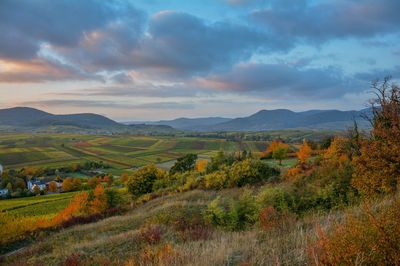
[127,165,166,198]
[204,166,229,190]
[229,159,279,187]
[205,190,259,231]
[310,198,400,265]
[256,186,294,212]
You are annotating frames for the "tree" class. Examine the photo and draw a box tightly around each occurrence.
[265,140,289,165]
[62,178,74,192]
[48,181,58,192]
[14,177,26,190]
[272,146,288,166]
[88,176,99,189]
[91,184,108,214]
[170,154,198,174]
[127,165,165,198]
[72,178,82,191]
[352,78,400,196]
[6,182,12,193]
[296,140,312,164]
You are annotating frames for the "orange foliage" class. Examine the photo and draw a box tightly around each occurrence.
[296,140,312,164]
[309,199,400,265]
[91,184,108,214]
[52,192,90,225]
[48,181,58,192]
[259,207,279,231]
[265,140,289,155]
[88,176,99,189]
[135,243,181,266]
[195,159,208,172]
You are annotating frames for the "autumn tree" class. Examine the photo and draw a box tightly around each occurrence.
[352,78,400,196]
[48,181,58,192]
[62,177,82,192]
[296,139,312,164]
[72,178,82,191]
[91,184,108,214]
[88,176,99,189]
[62,178,74,192]
[195,159,208,173]
[265,140,289,165]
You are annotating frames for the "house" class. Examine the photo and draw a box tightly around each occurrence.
[0,188,8,197]
[27,179,47,192]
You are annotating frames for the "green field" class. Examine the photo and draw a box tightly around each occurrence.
[0,192,77,218]
[0,134,270,173]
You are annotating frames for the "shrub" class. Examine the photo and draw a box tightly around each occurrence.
[139,224,163,245]
[127,165,166,198]
[256,186,293,212]
[204,166,229,190]
[229,159,279,187]
[309,198,400,265]
[205,190,259,231]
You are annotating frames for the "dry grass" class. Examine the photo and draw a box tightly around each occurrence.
[3,190,395,266]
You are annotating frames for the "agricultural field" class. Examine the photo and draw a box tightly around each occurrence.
[0,133,271,174]
[0,192,77,218]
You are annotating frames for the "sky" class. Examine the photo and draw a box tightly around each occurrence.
[0,0,399,121]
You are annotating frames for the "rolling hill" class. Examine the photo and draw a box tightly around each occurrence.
[0,107,175,134]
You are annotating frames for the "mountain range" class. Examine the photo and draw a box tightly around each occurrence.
[143,109,372,131]
[0,107,371,133]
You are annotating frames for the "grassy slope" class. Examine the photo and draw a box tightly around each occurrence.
[2,188,365,266]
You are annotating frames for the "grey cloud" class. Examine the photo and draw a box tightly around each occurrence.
[252,0,400,43]
[0,0,138,60]
[20,99,194,110]
[354,66,400,81]
[51,10,289,77]
[199,63,360,98]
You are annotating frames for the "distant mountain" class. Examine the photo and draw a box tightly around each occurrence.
[0,107,119,128]
[0,107,177,134]
[145,117,232,130]
[207,109,371,131]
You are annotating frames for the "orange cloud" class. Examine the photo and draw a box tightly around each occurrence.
[0,59,99,83]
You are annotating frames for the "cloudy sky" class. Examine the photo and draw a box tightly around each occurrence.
[1,0,399,121]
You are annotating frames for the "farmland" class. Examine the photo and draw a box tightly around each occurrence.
[0,133,273,174]
[0,192,77,218]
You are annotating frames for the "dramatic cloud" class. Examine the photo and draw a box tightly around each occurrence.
[197,63,359,98]
[252,0,400,42]
[0,0,137,60]
[0,0,399,119]
[51,10,284,77]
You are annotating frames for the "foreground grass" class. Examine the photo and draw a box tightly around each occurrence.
[2,188,361,266]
